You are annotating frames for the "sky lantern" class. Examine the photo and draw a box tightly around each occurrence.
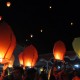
[53,40,66,61]
[72,37,80,58]
[0,22,16,64]
[18,52,23,66]
[8,55,15,68]
[23,45,38,68]
[6,2,11,7]
[0,16,2,21]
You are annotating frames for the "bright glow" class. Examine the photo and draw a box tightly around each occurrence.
[30,34,33,38]
[40,68,43,72]
[49,6,52,9]
[26,61,31,67]
[70,22,74,26]
[40,29,43,32]
[6,2,11,7]
[74,64,79,68]
[8,64,12,68]
[58,66,60,69]
[0,58,2,62]
[54,52,62,60]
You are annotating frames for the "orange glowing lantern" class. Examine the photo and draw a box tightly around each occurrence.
[8,55,15,68]
[23,45,38,67]
[6,2,11,7]
[18,52,23,66]
[53,40,66,61]
[0,22,16,64]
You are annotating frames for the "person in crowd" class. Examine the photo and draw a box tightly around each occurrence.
[23,68,37,80]
[4,66,24,80]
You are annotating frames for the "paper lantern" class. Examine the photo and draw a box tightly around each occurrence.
[8,55,15,68]
[18,52,23,66]
[72,37,80,58]
[0,22,16,64]
[53,40,66,60]
[6,2,11,7]
[23,45,38,67]
[0,16,2,21]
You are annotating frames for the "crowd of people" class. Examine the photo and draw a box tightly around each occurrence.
[0,64,80,80]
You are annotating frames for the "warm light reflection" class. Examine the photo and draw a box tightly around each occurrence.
[18,52,23,65]
[8,61,12,67]
[0,58,2,62]
[54,52,63,60]
[8,55,15,68]
[0,51,5,59]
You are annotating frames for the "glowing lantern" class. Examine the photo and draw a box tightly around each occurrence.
[53,40,66,61]
[8,55,15,68]
[0,16,2,21]
[18,52,23,66]
[0,22,16,64]
[72,37,80,58]
[6,2,11,7]
[23,45,38,67]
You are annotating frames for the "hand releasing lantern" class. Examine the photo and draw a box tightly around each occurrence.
[53,40,66,61]
[0,22,16,64]
[72,37,80,58]
[21,45,38,68]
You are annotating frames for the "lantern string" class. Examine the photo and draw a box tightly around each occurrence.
[4,32,12,59]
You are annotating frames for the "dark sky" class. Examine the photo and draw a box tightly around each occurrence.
[0,0,80,54]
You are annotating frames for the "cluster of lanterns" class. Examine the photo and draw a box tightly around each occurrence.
[0,21,39,70]
[0,20,80,75]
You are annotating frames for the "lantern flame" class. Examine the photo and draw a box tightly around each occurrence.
[0,58,2,62]
[26,61,31,67]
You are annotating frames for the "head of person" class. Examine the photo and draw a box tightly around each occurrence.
[12,66,24,79]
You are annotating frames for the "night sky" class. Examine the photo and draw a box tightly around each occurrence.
[0,0,80,54]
